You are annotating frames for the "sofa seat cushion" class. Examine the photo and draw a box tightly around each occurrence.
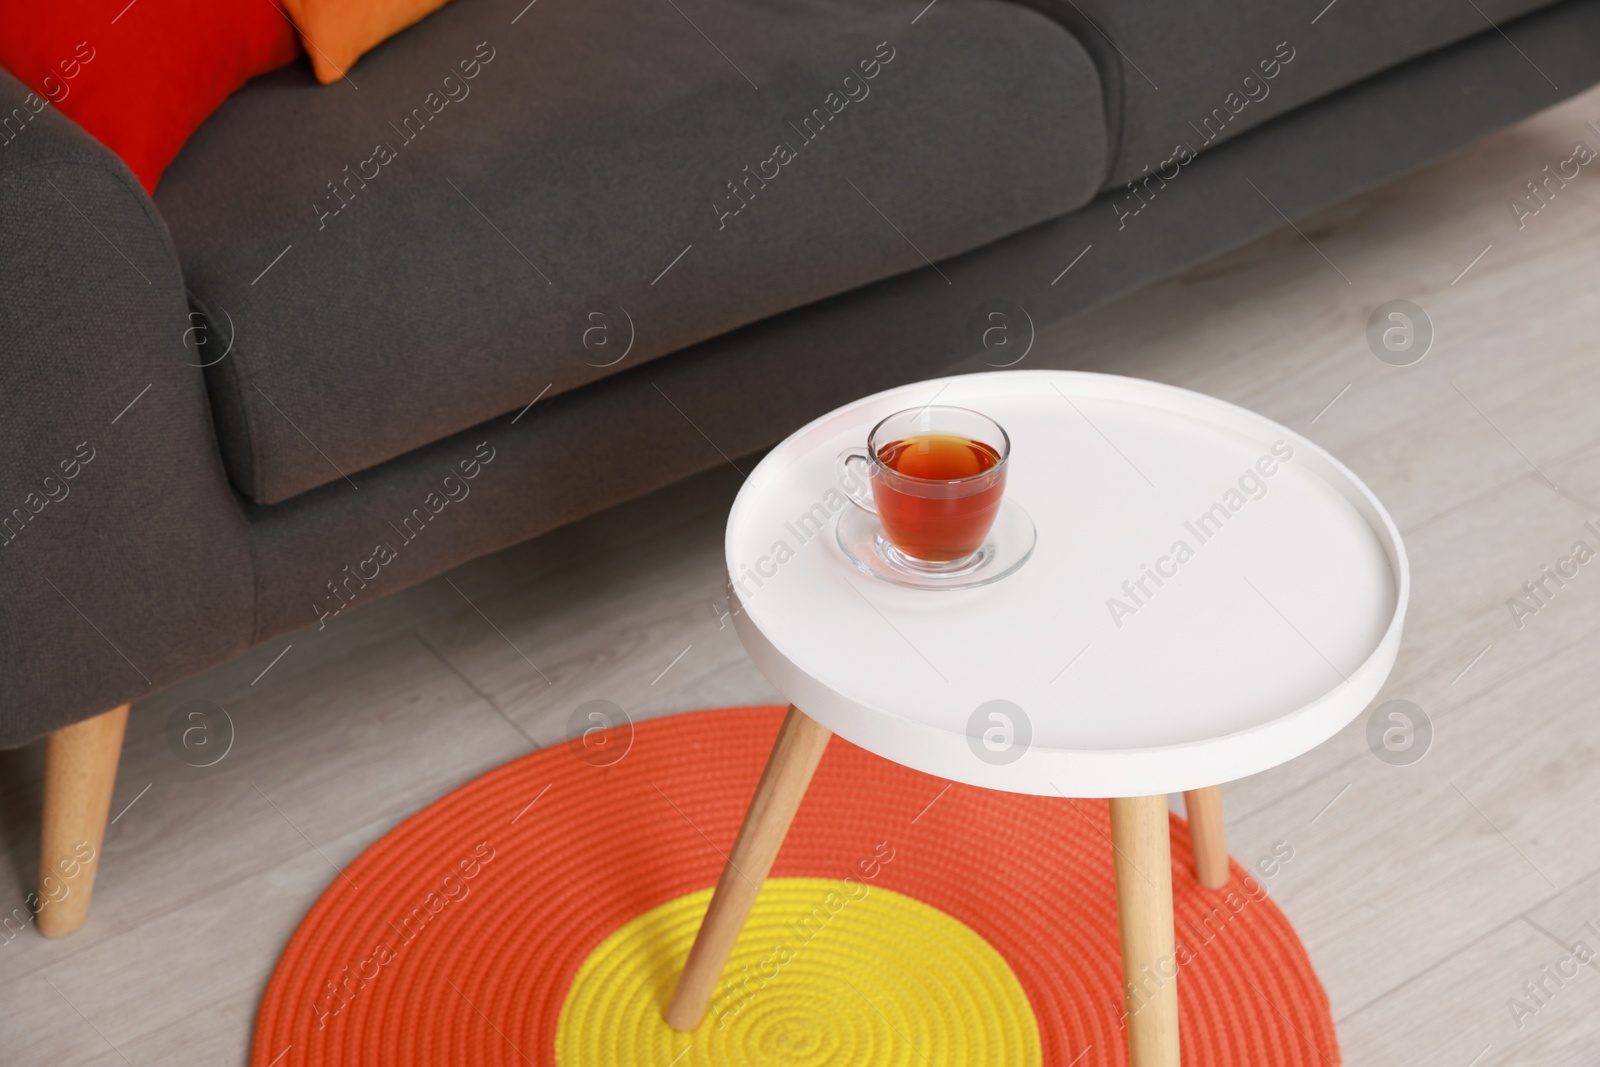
[155,0,1107,504]
[1021,0,1564,190]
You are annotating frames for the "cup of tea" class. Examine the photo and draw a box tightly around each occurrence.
[837,405,1010,573]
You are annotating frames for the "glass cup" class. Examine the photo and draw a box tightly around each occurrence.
[837,405,1010,574]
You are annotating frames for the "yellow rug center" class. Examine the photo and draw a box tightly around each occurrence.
[555,878,1042,1066]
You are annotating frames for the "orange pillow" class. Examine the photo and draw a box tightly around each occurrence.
[281,0,453,84]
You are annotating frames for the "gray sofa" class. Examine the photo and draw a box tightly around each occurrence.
[4,0,1599,927]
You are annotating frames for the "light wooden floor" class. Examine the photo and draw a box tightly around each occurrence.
[6,85,1600,1067]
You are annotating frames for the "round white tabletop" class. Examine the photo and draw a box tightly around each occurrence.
[726,371,1407,797]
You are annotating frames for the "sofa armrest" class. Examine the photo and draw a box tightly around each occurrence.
[0,68,255,748]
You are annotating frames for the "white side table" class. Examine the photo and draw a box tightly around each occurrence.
[666,371,1407,1067]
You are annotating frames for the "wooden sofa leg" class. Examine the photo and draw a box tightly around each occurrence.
[37,704,129,938]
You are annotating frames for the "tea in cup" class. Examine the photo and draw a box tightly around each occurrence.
[838,406,1009,572]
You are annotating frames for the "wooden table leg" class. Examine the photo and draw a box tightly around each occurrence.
[1182,785,1229,889]
[665,704,832,1031]
[1110,794,1180,1067]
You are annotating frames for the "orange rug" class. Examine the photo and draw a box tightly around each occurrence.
[250,705,1339,1066]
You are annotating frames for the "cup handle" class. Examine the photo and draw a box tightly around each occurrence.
[836,448,877,514]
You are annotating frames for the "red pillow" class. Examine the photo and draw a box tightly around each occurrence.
[0,0,301,192]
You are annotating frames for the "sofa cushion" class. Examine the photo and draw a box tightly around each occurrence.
[155,0,1107,504]
[1017,0,1563,189]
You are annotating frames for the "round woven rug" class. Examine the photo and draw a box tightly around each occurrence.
[250,705,1339,1066]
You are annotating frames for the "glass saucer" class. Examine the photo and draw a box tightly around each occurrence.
[836,499,1037,590]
